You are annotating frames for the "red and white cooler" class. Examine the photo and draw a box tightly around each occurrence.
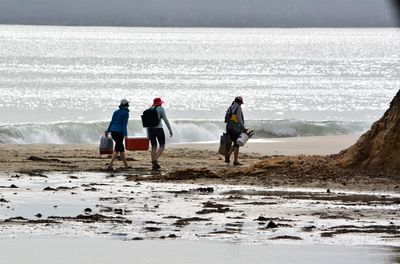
[125,137,149,151]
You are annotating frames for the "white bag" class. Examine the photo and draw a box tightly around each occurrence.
[99,135,114,154]
[236,132,250,146]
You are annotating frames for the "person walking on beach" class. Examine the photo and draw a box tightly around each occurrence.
[225,96,246,165]
[105,99,130,170]
[145,97,173,171]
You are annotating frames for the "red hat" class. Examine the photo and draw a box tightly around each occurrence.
[152,97,164,106]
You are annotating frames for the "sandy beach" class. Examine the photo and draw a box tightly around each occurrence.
[0,134,398,191]
[0,134,358,173]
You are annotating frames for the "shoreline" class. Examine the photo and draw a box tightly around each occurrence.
[170,134,361,156]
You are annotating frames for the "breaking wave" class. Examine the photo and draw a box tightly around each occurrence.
[0,119,369,144]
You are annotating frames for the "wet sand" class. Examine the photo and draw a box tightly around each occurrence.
[0,135,399,262]
[1,172,399,247]
[0,238,397,264]
[171,134,361,156]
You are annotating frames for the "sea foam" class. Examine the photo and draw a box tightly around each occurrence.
[0,120,369,144]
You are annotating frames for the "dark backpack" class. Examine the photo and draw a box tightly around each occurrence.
[224,105,236,123]
[141,107,160,127]
[224,110,231,123]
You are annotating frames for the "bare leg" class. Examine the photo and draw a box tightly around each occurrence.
[109,151,118,167]
[233,146,240,164]
[154,146,165,161]
[225,145,233,163]
[151,148,157,162]
[151,147,162,170]
[120,152,129,167]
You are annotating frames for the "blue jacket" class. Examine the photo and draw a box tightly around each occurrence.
[106,108,129,136]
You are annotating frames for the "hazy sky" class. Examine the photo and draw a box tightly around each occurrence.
[0,0,398,27]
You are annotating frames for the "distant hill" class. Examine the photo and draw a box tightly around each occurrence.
[0,0,398,27]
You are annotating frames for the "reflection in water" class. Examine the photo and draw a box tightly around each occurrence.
[392,247,400,263]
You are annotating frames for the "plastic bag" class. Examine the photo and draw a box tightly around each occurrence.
[99,135,114,155]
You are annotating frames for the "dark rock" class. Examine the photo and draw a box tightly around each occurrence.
[84,187,98,192]
[145,221,163,225]
[255,216,269,221]
[43,187,56,191]
[302,225,317,232]
[132,237,144,240]
[145,227,161,232]
[202,201,229,209]
[35,213,42,218]
[84,208,92,214]
[270,235,302,240]
[114,208,123,215]
[163,216,181,219]
[321,232,334,237]
[174,217,210,227]
[196,208,230,214]
[9,184,18,188]
[194,187,214,193]
[56,186,76,191]
[28,156,45,161]
[5,216,28,222]
[266,221,278,228]
[0,198,9,203]
[73,213,132,224]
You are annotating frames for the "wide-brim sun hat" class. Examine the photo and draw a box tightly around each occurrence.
[153,97,164,106]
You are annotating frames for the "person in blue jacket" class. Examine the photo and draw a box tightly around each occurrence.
[105,99,130,169]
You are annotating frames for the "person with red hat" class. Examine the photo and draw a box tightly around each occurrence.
[146,97,173,170]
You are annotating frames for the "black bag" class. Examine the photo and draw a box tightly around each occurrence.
[141,107,160,127]
[218,133,232,155]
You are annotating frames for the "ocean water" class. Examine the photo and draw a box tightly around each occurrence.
[0,25,399,143]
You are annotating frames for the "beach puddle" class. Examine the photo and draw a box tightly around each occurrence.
[0,172,399,249]
[0,238,398,264]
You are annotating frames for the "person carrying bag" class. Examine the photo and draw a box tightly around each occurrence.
[224,96,246,165]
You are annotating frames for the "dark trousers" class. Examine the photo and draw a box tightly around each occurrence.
[111,132,125,152]
[147,128,166,148]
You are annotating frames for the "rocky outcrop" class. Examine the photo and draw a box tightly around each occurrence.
[336,89,400,174]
